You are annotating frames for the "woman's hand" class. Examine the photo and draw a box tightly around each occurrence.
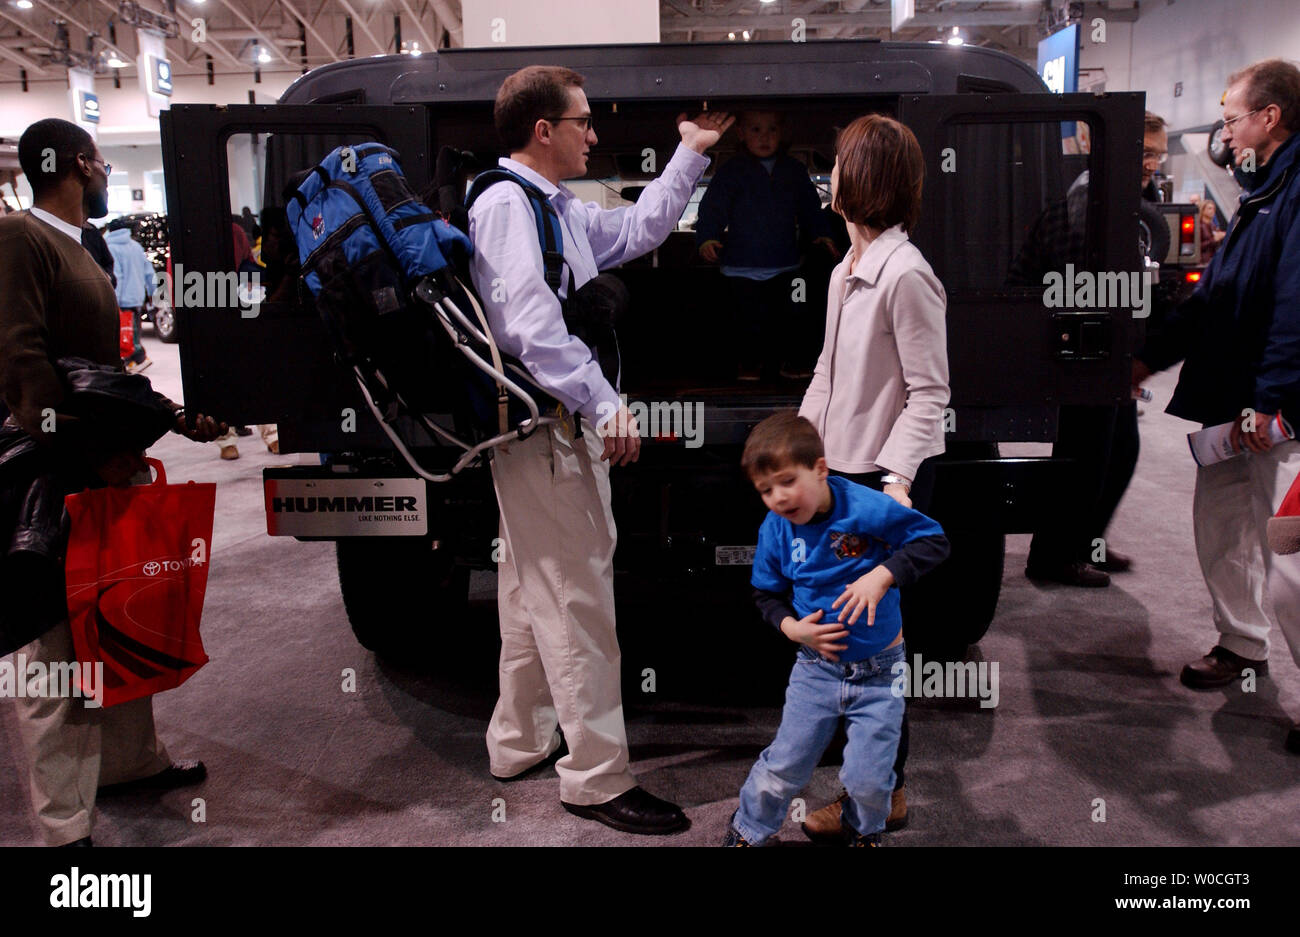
[882,482,911,508]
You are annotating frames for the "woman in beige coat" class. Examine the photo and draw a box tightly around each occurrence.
[797,114,951,842]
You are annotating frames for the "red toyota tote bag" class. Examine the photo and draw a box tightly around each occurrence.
[64,458,216,708]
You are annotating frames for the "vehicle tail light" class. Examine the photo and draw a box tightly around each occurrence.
[1180,214,1196,257]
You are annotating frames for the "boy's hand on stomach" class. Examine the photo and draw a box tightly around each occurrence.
[832,566,896,627]
[780,609,849,662]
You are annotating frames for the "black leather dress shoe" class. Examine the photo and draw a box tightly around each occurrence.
[98,760,207,796]
[1093,548,1133,573]
[1025,560,1110,587]
[1179,646,1268,690]
[491,735,567,782]
[562,787,690,835]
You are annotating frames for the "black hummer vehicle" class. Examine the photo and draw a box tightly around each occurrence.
[160,40,1145,659]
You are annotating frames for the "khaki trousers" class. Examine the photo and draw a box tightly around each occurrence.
[11,621,171,845]
[487,423,636,805]
[1193,439,1300,667]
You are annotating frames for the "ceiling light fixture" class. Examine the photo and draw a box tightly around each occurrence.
[15,0,34,9]
[947,26,964,46]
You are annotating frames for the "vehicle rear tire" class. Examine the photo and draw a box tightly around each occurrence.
[153,304,179,343]
[336,537,469,657]
[900,528,1005,661]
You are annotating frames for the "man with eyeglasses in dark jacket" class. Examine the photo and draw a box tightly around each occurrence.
[1134,60,1300,754]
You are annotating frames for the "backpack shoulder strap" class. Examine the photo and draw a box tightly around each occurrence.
[466,169,565,295]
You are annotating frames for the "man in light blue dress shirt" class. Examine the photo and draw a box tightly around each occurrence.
[469,65,731,835]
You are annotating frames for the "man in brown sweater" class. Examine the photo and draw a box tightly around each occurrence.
[0,118,225,846]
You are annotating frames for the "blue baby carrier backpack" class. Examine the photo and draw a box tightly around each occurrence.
[285,142,566,480]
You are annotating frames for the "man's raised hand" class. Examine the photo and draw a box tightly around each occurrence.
[677,111,735,154]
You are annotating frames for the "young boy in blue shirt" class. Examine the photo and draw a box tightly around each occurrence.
[724,412,949,846]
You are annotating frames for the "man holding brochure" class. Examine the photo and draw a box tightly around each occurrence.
[1133,59,1300,753]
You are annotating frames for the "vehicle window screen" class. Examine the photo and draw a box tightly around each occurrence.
[225,131,370,303]
[927,119,1093,292]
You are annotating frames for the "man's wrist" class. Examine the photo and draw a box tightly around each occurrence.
[673,140,714,164]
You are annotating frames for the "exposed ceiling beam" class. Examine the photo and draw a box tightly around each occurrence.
[29,0,137,66]
[255,0,279,30]
[209,29,299,42]
[278,0,341,63]
[395,0,436,53]
[661,9,1043,32]
[827,0,877,40]
[0,11,57,75]
[361,1,389,52]
[334,0,385,55]
[427,0,462,47]
[88,0,248,73]
[309,0,330,32]
[214,0,300,66]
[0,31,49,76]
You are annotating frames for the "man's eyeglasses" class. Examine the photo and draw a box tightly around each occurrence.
[1143,150,1168,166]
[82,154,112,175]
[547,115,594,133]
[1222,108,1259,129]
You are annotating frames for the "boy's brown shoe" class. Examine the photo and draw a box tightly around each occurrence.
[801,787,908,843]
[801,794,844,843]
[887,787,908,830]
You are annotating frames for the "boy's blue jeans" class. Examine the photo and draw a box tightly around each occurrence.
[733,641,906,845]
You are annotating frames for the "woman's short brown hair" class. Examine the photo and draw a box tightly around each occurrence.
[833,114,925,233]
[741,411,825,480]
[494,65,586,151]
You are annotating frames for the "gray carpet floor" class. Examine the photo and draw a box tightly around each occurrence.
[2,334,1298,846]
